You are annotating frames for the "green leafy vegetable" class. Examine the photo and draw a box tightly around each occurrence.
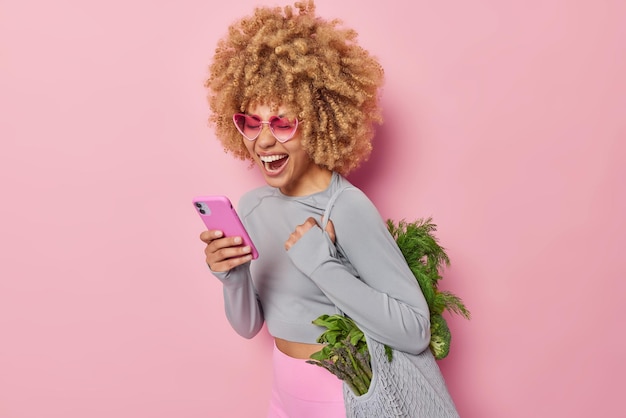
[386,218,470,358]
[309,218,470,395]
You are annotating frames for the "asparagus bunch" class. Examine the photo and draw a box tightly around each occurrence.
[306,314,377,396]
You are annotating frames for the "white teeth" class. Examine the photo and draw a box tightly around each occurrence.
[259,154,287,163]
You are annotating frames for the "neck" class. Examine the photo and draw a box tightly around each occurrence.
[280,168,333,196]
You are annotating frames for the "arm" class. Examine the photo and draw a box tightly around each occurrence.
[287,190,430,354]
[200,230,263,339]
[211,265,264,339]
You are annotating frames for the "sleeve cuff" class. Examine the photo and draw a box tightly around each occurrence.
[210,262,251,287]
[287,226,335,277]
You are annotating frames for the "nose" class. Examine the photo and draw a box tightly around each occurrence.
[255,123,276,148]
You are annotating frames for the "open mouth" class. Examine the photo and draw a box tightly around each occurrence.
[259,154,289,173]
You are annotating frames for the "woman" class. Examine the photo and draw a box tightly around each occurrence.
[200,2,454,417]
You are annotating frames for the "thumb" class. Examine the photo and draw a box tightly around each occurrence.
[323,218,336,244]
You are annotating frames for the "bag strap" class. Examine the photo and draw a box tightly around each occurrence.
[322,185,355,230]
[322,185,358,319]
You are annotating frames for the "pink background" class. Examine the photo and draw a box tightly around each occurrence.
[1,0,625,417]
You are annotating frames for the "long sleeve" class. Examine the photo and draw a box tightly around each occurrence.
[211,263,264,339]
[287,189,431,355]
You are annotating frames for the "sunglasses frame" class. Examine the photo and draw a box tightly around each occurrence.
[232,113,299,143]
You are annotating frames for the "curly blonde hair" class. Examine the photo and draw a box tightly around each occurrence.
[205,0,384,175]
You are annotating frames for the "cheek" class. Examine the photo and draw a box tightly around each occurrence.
[243,140,255,157]
[289,147,314,169]
[284,136,307,156]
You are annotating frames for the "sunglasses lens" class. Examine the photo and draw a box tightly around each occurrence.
[269,117,297,142]
[234,114,261,140]
[233,114,298,142]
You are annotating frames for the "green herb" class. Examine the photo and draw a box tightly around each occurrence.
[309,218,471,394]
[387,218,471,359]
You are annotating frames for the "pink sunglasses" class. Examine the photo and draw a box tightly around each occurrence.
[233,113,299,143]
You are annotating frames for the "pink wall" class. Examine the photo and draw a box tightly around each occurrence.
[1,0,624,417]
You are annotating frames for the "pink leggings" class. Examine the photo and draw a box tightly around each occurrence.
[267,344,346,418]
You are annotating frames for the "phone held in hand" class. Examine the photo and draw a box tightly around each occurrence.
[193,195,259,259]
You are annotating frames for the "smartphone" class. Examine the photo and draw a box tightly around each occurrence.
[192,195,259,259]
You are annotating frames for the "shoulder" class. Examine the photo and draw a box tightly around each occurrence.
[328,174,370,205]
[331,178,382,225]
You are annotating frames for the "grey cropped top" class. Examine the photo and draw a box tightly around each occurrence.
[211,172,431,354]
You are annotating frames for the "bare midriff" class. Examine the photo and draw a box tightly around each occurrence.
[275,337,325,359]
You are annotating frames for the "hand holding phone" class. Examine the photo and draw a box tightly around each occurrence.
[193,196,259,264]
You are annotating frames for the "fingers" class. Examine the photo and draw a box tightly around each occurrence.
[302,217,318,230]
[200,230,253,272]
[199,229,223,243]
[325,219,336,244]
[285,217,318,250]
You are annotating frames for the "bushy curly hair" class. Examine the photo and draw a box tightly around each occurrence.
[205,0,384,175]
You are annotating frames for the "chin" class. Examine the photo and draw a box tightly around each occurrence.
[262,174,288,190]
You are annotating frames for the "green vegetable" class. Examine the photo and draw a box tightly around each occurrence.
[387,218,470,359]
[429,313,451,359]
[309,217,470,394]
[306,314,375,396]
